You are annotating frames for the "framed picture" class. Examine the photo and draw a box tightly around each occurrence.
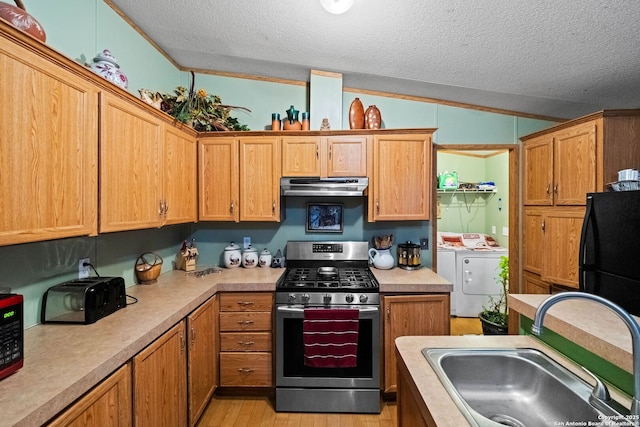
[306,203,344,233]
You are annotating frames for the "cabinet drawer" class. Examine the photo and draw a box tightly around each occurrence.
[219,352,272,386]
[220,332,272,352]
[219,312,272,332]
[219,293,273,312]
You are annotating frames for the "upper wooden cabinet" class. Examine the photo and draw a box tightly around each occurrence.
[100,93,197,232]
[281,135,368,177]
[523,123,596,206]
[199,135,281,222]
[369,132,433,221]
[0,33,98,246]
[164,126,198,225]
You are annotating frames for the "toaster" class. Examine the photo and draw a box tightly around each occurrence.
[41,277,126,324]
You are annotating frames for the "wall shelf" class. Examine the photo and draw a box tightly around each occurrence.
[436,188,498,212]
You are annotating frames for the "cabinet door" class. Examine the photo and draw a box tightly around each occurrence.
[281,136,320,176]
[371,134,431,221]
[199,137,239,221]
[522,271,550,294]
[187,297,216,427]
[100,94,164,232]
[324,135,368,177]
[542,208,585,288]
[383,294,449,393]
[522,208,544,275]
[0,42,98,246]
[48,363,132,427]
[239,137,281,221]
[553,123,596,205]
[164,126,197,225]
[133,320,187,427]
[523,135,554,206]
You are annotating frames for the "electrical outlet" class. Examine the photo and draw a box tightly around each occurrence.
[502,227,509,236]
[491,225,497,234]
[78,258,90,279]
[420,238,429,250]
[243,236,251,249]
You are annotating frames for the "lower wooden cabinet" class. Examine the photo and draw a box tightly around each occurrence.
[133,320,188,427]
[47,363,132,427]
[187,296,218,427]
[397,355,433,427]
[382,294,450,393]
[218,292,273,387]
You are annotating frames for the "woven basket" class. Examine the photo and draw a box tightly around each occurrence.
[135,252,163,284]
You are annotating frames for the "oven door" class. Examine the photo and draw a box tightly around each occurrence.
[275,304,380,389]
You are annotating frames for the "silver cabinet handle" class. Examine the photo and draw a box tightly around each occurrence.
[238,341,255,346]
[237,301,255,306]
[237,320,255,325]
[230,201,235,214]
[237,368,255,373]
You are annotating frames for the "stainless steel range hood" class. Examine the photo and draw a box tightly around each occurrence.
[280,177,368,197]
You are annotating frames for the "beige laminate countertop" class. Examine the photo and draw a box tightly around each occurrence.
[1,265,449,427]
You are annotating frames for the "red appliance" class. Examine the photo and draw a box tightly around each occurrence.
[0,294,23,381]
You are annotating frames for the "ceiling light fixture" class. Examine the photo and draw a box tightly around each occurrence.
[320,0,355,14]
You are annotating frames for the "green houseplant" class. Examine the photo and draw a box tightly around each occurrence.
[479,255,509,335]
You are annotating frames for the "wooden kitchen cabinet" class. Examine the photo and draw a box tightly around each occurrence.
[133,320,187,427]
[199,136,281,222]
[100,94,198,232]
[369,132,434,221]
[523,122,596,206]
[0,34,98,246]
[520,111,640,293]
[164,125,198,225]
[187,296,217,427]
[218,292,273,387]
[382,294,449,393]
[281,134,368,177]
[47,363,132,427]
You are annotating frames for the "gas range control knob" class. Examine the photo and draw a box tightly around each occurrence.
[345,294,354,303]
[323,294,332,304]
[288,293,296,303]
[301,293,310,302]
[359,294,369,303]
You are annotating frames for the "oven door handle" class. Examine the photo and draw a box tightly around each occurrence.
[276,305,379,317]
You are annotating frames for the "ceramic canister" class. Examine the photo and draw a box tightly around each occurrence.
[223,242,241,268]
[258,248,272,267]
[242,246,258,268]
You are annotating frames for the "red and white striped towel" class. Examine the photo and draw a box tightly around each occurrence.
[303,308,359,368]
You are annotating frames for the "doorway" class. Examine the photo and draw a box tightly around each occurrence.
[432,144,520,304]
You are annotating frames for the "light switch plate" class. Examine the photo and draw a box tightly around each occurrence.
[243,236,251,249]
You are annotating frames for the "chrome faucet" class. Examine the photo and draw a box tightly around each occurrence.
[532,291,640,417]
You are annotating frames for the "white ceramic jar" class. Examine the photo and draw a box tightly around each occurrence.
[223,242,241,268]
[242,246,258,268]
[258,248,272,267]
[90,49,128,89]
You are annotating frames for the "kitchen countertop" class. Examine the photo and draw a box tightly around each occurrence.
[0,265,450,427]
[509,294,635,373]
[396,335,633,427]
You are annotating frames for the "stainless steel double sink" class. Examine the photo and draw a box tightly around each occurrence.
[422,348,632,427]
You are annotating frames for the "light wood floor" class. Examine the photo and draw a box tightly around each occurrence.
[197,317,481,426]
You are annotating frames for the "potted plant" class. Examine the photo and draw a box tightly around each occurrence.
[479,255,509,335]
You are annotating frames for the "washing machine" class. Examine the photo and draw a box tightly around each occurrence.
[436,232,508,317]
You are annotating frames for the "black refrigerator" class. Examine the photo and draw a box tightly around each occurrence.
[579,191,640,315]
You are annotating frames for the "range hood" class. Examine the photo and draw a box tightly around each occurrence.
[280,177,368,197]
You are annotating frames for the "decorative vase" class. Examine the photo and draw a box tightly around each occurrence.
[349,98,365,129]
[283,105,302,130]
[0,0,46,42]
[364,105,382,129]
[271,113,280,131]
[90,49,128,89]
[301,112,310,130]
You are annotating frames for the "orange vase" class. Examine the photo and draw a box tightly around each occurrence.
[0,1,46,42]
[364,105,382,129]
[349,98,365,129]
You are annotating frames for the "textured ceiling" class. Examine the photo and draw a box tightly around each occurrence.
[108,0,640,119]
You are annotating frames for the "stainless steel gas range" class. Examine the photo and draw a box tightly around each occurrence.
[275,241,381,414]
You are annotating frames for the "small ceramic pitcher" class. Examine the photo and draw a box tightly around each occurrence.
[368,248,394,270]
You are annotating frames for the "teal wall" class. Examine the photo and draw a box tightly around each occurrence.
[4,1,555,328]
